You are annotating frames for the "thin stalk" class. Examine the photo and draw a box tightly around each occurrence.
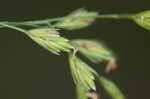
[23,14,133,25]
[0,14,134,26]
[95,14,134,19]
[0,23,29,35]
[0,22,46,48]
[0,23,36,41]
[24,17,67,25]
[0,22,41,28]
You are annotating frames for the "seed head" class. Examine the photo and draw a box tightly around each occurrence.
[28,28,74,55]
[69,55,97,91]
[133,10,150,30]
[55,8,98,30]
[71,39,116,63]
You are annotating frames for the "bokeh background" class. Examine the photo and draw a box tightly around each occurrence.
[0,0,150,99]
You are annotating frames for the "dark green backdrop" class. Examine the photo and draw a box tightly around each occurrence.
[0,0,150,99]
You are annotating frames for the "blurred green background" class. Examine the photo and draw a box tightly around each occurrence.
[0,0,150,99]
